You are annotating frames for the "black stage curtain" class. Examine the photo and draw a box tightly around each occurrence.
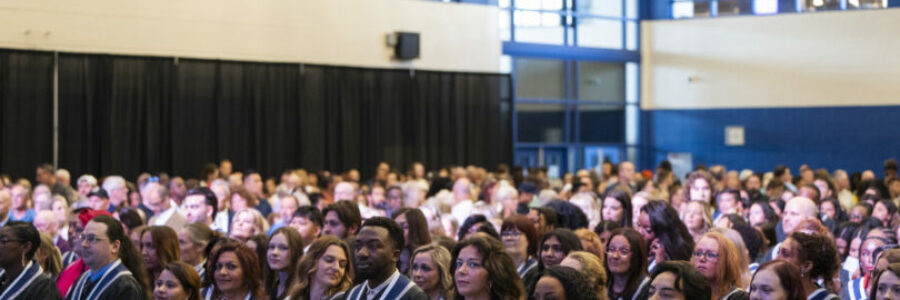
[51,53,511,180]
[0,50,54,180]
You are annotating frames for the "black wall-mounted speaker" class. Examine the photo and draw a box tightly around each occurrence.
[395,32,420,60]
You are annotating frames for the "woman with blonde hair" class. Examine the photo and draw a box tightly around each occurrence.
[230,208,269,242]
[682,200,712,242]
[690,231,747,300]
[286,236,354,300]
[409,243,455,300]
[561,251,609,300]
[36,232,63,279]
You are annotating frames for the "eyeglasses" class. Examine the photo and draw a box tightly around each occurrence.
[693,250,719,260]
[606,246,632,256]
[78,233,109,245]
[501,231,522,238]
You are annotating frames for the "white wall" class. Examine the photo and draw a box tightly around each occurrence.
[642,9,900,110]
[0,0,500,73]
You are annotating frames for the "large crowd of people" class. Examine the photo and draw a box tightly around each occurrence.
[2,158,900,300]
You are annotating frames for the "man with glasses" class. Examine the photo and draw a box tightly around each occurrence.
[0,221,62,299]
[67,215,146,300]
[56,209,111,297]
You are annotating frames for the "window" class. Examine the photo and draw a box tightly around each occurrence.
[515,58,566,99]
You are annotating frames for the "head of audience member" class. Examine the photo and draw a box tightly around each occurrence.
[683,200,712,237]
[229,208,268,242]
[155,261,202,300]
[169,177,187,203]
[219,160,233,178]
[143,181,171,213]
[322,200,361,239]
[209,179,231,211]
[207,240,263,300]
[593,221,621,247]
[500,215,539,266]
[602,188,632,228]
[560,251,608,297]
[873,199,898,228]
[684,171,713,204]
[9,184,29,213]
[265,227,304,298]
[640,200,695,261]
[572,229,605,263]
[870,262,900,300]
[0,221,40,272]
[141,225,181,279]
[32,188,52,210]
[332,181,357,202]
[777,232,840,293]
[78,175,98,197]
[36,163,56,186]
[604,228,648,300]
[781,197,818,235]
[861,236,899,277]
[528,207,557,237]
[451,235,524,300]
[286,206,320,245]
[33,210,60,238]
[178,222,219,268]
[84,215,152,298]
[537,228,584,274]
[618,161,635,187]
[355,217,404,285]
[184,187,218,224]
[393,208,433,251]
[243,170,264,198]
[717,188,743,216]
[229,186,258,212]
[87,186,111,212]
[797,184,821,205]
[749,260,807,300]
[533,266,598,300]
[410,243,455,300]
[691,231,745,300]
[647,260,712,300]
[453,178,472,203]
[385,185,404,212]
[287,235,354,300]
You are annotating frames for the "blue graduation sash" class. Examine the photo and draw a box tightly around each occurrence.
[346,273,416,300]
[201,286,251,300]
[808,288,840,300]
[68,259,133,300]
[0,260,44,300]
[62,251,79,268]
[517,258,537,277]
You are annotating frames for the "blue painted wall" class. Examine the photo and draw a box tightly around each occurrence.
[643,106,900,173]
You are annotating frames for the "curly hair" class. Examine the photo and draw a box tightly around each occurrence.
[564,251,608,299]
[752,260,807,300]
[683,170,715,206]
[539,266,599,300]
[410,243,455,300]
[787,232,840,292]
[451,235,524,300]
[207,240,264,299]
[287,236,354,300]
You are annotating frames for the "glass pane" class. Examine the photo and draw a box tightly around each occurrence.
[672,1,694,18]
[516,0,564,10]
[575,0,623,17]
[518,103,567,143]
[848,0,888,9]
[584,146,621,171]
[576,17,622,49]
[578,62,625,102]
[578,105,624,143]
[626,0,638,19]
[803,0,840,11]
[499,10,511,41]
[514,10,565,45]
[499,0,511,8]
[754,0,779,14]
[718,0,753,15]
[626,21,638,50]
[626,62,638,104]
[515,58,565,99]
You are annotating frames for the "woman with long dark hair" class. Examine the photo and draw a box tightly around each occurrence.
[141,226,181,281]
[451,235,524,300]
[393,208,433,274]
[264,227,304,300]
[154,261,202,300]
[604,228,650,300]
[602,189,632,228]
[638,200,695,268]
[203,240,264,300]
